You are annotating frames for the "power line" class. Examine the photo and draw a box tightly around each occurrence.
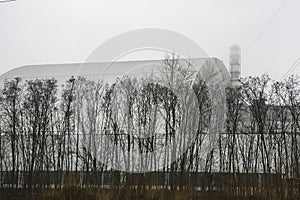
[246,0,288,54]
[280,57,300,81]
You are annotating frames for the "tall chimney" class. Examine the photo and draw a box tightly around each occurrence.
[229,45,241,88]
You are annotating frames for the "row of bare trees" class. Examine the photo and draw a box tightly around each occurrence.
[0,59,299,190]
[221,75,300,179]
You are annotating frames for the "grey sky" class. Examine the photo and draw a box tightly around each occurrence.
[0,0,299,80]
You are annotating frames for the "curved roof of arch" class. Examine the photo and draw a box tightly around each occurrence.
[0,57,231,87]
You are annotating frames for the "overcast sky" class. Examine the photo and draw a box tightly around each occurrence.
[0,0,299,80]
